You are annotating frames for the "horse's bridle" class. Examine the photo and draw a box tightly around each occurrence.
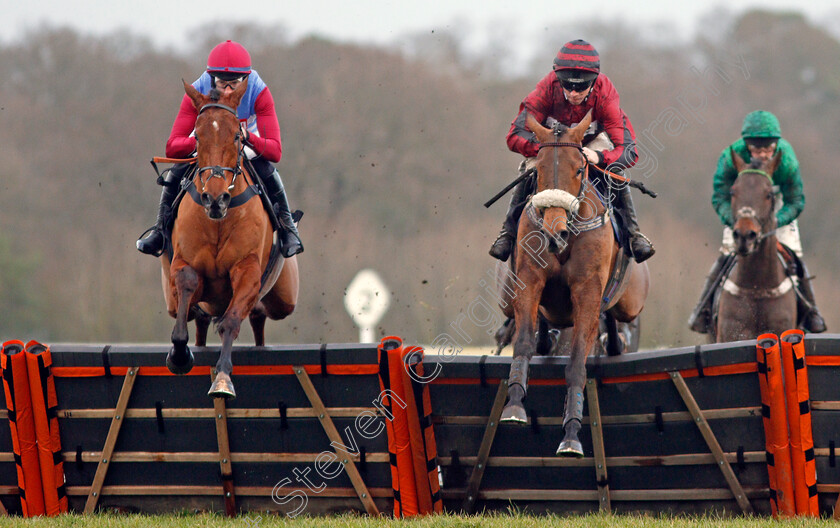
[724,168,792,299]
[733,168,777,243]
[196,102,244,193]
[527,140,608,231]
[537,141,589,194]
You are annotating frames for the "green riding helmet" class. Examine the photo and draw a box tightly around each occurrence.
[741,110,782,139]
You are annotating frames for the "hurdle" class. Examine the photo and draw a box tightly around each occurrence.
[1,336,840,516]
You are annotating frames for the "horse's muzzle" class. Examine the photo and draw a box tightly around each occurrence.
[732,226,758,256]
[542,209,570,254]
[201,192,232,220]
[547,231,569,254]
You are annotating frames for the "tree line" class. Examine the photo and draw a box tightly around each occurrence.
[1,9,837,348]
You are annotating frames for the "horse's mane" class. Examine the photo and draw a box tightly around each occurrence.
[208,88,222,102]
[748,158,764,170]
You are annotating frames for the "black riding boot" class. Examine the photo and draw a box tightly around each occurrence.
[489,173,533,262]
[795,259,827,333]
[252,158,303,258]
[136,164,188,256]
[613,185,654,263]
[688,252,732,334]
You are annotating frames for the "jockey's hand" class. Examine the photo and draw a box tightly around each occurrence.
[239,122,250,144]
[581,147,599,164]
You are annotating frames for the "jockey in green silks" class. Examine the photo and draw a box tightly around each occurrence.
[688,110,826,334]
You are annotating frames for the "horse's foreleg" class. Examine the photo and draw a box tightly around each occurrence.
[167,264,201,375]
[193,307,211,347]
[557,284,602,457]
[249,303,267,347]
[208,255,262,399]
[501,288,542,424]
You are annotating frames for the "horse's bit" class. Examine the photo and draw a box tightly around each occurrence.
[196,102,244,193]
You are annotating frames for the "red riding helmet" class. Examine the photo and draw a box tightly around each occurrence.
[553,39,600,82]
[206,40,252,77]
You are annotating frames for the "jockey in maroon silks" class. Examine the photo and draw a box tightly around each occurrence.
[489,39,654,263]
[137,40,303,258]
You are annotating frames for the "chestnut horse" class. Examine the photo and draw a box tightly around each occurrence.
[498,111,649,456]
[715,152,795,342]
[161,79,298,398]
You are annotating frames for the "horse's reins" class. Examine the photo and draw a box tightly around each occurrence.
[484,134,657,209]
[539,141,658,196]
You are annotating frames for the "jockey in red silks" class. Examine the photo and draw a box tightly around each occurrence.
[489,39,654,264]
[137,39,303,258]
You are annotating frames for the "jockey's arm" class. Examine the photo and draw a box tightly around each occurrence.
[165,95,199,159]
[597,101,638,171]
[776,171,805,227]
[244,87,282,163]
[773,141,805,227]
[711,149,736,227]
[506,73,555,158]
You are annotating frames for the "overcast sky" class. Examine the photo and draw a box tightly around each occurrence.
[4,0,839,55]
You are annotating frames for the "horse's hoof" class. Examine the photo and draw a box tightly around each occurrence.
[556,439,584,458]
[500,404,528,425]
[208,371,236,399]
[166,345,194,375]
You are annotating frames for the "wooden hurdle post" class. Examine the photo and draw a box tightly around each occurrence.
[211,370,236,517]
[462,380,508,513]
[586,379,611,512]
[84,367,138,514]
[670,371,753,514]
[293,366,379,515]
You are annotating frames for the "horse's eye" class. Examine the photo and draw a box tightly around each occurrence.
[767,191,774,200]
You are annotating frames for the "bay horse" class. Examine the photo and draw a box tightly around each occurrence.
[161,79,299,398]
[715,151,795,342]
[497,111,649,457]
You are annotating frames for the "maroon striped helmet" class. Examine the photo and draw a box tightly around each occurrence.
[553,39,600,83]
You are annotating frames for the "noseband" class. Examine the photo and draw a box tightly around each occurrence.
[196,102,244,193]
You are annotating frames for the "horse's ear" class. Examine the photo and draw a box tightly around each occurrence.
[766,150,782,176]
[525,113,554,144]
[569,110,593,144]
[226,76,249,109]
[183,79,205,110]
[731,149,747,173]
